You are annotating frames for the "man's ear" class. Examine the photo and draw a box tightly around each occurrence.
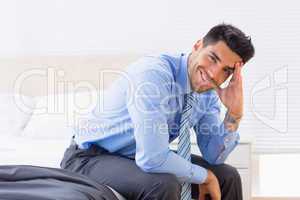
[193,39,203,51]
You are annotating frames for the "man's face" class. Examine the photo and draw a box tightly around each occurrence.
[188,40,243,92]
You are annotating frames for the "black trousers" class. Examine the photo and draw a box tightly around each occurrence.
[60,143,243,200]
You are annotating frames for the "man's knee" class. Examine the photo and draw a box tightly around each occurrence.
[148,173,182,200]
[213,164,241,184]
[160,173,181,191]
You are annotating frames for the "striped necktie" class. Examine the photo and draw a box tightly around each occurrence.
[178,92,194,200]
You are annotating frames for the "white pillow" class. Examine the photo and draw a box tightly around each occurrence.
[0,93,35,136]
[22,91,98,140]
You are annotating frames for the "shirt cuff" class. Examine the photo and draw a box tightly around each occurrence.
[190,163,208,184]
[215,131,240,164]
[224,130,240,148]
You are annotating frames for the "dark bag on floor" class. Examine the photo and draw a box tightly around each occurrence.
[0,165,118,200]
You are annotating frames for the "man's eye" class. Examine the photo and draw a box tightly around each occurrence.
[208,55,217,63]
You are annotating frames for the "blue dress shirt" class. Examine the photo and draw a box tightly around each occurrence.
[74,53,240,184]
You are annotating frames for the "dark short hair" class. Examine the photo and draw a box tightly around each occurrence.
[203,23,255,63]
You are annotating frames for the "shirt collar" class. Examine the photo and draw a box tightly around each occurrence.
[176,53,192,95]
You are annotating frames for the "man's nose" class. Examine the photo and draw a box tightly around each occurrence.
[206,68,221,86]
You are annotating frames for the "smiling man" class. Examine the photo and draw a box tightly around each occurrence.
[61,24,255,200]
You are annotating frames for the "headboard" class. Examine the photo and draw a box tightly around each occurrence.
[0,54,141,97]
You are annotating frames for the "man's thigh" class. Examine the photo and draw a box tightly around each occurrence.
[61,144,181,200]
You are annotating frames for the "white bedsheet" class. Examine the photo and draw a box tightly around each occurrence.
[0,135,70,168]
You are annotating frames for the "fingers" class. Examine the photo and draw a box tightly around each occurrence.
[199,192,205,200]
[199,184,208,200]
[199,187,207,200]
[232,62,243,82]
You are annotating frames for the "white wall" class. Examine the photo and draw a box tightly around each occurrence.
[2,0,298,56]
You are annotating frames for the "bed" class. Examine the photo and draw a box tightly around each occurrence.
[0,54,140,200]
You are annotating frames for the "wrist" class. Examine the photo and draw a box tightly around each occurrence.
[226,111,242,121]
[203,170,214,184]
[224,111,241,132]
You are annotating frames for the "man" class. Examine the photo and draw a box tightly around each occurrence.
[61,24,255,200]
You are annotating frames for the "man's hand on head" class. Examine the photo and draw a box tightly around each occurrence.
[215,62,244,131]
